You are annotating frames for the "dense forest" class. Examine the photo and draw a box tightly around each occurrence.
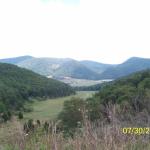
[0,63,74,114]
[87,69,150,121]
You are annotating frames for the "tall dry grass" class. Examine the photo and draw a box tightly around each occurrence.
[2,105,150,150]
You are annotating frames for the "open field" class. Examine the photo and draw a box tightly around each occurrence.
[24,91,96,120]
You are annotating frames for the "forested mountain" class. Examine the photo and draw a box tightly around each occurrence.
[53,59,100,79]
[0,63,74,113]
[16,57,101,80]
[99,57,150,79]
[18,57,67,76]
[0,56,111,79]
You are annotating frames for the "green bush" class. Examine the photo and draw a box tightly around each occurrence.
[1,112,10,122]
[18,112,23,119]
[58,97,86,135]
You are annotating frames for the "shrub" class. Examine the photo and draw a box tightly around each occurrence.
[58,97,86,135]
[18,112,23,119]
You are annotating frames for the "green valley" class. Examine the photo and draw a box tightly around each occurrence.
[24,91,95,120]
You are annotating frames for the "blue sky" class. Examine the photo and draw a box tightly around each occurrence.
[0,0,150,64]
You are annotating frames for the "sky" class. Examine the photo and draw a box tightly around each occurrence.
[0,0,150,64]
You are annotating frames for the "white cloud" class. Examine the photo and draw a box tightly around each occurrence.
[0,0,150,64]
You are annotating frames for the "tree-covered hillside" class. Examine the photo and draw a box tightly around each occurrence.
[18,57,69,76]
[0,63,74,113]
[54,59,100,80]
[88,69,150,120]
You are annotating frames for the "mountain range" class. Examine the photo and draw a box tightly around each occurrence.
[0,56,150,80]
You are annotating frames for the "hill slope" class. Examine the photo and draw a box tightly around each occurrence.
[99,57,150,79]
[17,57,65,76]
[17,58,100,80]
[0,55,33,64]
[80,60,113,74]
[53,59,101,79]
[0,63,74,113]
[87,69,150,120]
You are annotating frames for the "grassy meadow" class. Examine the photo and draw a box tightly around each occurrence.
[0,91,95,147]
[24,91,95,120]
